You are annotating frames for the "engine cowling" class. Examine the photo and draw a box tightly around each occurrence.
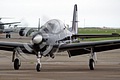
[19,28,25,36]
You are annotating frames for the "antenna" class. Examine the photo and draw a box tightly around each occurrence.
[38,18,40,31]
[84,18,85,27]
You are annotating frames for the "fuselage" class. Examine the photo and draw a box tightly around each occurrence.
[0,22,5,33]
[31,19,74,57]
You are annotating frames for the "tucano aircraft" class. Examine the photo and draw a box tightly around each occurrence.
[0,4,120,72]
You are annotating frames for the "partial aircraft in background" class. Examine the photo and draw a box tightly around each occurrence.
[18,18,40,37]
[0,18,20,38]
[0,4,120,72]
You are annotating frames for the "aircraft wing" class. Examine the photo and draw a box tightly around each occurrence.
[0,41,33,54]
[0,40,120,57]
[0,22,20,25]
[72,33,120,38]
[59,39,120,57]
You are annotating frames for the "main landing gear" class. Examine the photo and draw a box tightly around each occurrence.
[89,58,95,70]
[6,33,11,38]
[12,48,21,70]
[14,58,21,70]
[12,47,42,72]
[89,48,97,70]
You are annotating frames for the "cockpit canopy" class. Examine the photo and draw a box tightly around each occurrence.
[40,19,65,34]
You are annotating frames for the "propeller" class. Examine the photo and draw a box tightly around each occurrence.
[31,32,55,57]
[24,19,62,58]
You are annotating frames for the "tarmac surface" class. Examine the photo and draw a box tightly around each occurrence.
[0,33,120,80]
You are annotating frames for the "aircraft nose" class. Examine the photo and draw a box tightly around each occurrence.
[32,35,43,44]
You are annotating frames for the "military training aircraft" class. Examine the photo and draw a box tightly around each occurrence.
[0,18,20,38]
[0,4,120,72]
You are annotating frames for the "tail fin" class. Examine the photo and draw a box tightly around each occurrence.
[72,4,78,34]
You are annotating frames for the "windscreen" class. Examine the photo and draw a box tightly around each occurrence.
[40,19,65,34]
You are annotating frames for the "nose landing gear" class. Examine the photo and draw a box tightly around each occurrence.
[36,51,42,72]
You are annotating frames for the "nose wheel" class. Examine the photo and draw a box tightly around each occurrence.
[36,63,41,72]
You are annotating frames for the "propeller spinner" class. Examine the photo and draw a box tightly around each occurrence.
[32,35,43,44]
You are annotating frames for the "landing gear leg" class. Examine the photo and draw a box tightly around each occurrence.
[36,51,42,72]
[12,48,21,70]
[89,48,97,70]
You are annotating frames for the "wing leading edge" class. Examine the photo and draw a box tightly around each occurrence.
[72,33,120,38]
[0,41,33,54]
[59,39,120,57]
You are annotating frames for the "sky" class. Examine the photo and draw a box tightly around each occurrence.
[0,0,120,28]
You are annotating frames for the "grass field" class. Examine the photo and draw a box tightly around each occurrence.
[78,28,120,41]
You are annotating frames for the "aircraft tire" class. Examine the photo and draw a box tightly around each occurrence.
[8,34,11,38]
[36,63,41,72]
[14,58,20,70]
[6,34,11,38]
[89,59,95,70]
[6,34,8,38]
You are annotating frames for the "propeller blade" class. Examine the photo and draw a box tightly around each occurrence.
[42,45,53,56]
[23,43,33,53]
